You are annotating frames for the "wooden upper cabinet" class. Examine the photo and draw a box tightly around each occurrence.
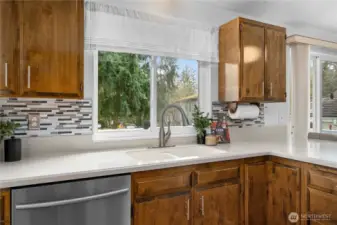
[265,28,286,101]
[218,17,286,102]
[193,184,241,225]
[0,0,18,96]
[19,0,84,98]
[240,22,265,101]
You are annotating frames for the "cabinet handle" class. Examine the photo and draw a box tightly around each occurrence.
[185,198,190,221]
[262,81,265,94]
[4,63,8,87]
[27,65,31,89]
[270,82,273,96]
[16,188,129,210]
[200,195,205,216]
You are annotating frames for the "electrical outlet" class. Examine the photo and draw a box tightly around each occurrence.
[28,113,40,130]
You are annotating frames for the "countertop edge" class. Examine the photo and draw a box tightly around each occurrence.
[2,149,337,189]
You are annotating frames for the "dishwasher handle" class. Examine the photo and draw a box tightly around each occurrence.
[16,188,129,210]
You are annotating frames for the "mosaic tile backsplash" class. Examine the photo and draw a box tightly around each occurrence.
[0,98,92,137]
[212,102,265,128]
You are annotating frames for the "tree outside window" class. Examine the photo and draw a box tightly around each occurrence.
[98,52,198,130]
[321,61,337,132]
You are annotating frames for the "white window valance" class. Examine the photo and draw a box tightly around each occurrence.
[85,2,219,62]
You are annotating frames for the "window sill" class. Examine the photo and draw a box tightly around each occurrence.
[92,126,196,143]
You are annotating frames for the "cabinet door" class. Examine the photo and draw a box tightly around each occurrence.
[134,194,191,225]
[245,162,268,225]
[0,189,11,225]
[307,188,337,224]
[240,22,265,101]
[194,184,241,225]
[265,28,286,101]
[268,162,301,225]
[20,0,83,98]
[0,0,18,96]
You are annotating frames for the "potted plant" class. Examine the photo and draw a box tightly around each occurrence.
[0,116,21,162]
[192,105,211,144]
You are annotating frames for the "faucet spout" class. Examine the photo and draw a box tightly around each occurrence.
[158,104,189,148]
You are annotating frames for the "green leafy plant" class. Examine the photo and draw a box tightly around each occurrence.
[0,115,20,142]
[192,105,211,138]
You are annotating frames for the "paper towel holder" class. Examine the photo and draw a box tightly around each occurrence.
[228,102,260,114]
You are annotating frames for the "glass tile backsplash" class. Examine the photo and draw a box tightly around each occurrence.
[0,98,92,137]
[212,102,265,128]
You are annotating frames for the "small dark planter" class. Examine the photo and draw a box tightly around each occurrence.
[4,137,22,162]
[197,130,207,144]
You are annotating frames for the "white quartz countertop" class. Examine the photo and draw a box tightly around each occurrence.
[1,139,337,189]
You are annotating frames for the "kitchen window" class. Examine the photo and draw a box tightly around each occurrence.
[310,54,337,134]
[93,51,198,140]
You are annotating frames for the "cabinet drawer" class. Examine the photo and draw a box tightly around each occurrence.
[308,188,337,224]
[134,173,191,197]
[308,169,337,193]
[195,166,240,186]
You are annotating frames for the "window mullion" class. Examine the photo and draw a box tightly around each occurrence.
[150,56,157,132]
[315,57,321,132]
[92,50,99,133]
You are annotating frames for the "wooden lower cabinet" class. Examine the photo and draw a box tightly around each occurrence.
[244,161,268,225]
[134,193,191,225]
[267,161,301,225]
[0,189,11,225]
[303,165,337,225]
[194,184,241,225]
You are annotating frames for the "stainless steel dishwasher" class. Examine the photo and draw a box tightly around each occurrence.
[11,174,131,225]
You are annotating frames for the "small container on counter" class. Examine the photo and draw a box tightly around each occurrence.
[205,134,217,146]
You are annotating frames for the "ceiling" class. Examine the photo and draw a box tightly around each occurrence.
[209,0,337,33]
[103,0,337,42]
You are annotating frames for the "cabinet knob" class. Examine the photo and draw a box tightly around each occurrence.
[246,88,250,95]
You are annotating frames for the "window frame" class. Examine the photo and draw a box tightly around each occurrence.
[91,49,200,142]
[310,52,337,134]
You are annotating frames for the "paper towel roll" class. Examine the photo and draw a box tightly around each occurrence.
[228,104,260,120]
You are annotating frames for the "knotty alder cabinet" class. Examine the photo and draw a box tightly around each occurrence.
[0,189,11,225]
[0,0,84,98]
[132,157,304,225]
[132,160,245,225]
[219,17,286,102]
[303,164,337,224]
[0,0,18,96]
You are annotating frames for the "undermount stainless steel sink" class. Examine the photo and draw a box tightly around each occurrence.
[126,145,227,163]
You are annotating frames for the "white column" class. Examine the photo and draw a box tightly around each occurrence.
[198,61,212,116]
[290,43,311,144]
